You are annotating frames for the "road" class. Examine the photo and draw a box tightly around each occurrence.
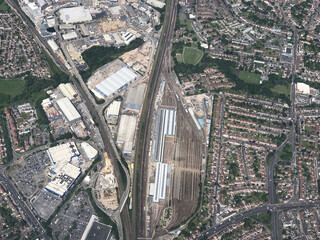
[197,200,320,239]
[131,0,178,238]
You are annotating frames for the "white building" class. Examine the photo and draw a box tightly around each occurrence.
[59,7,92,24]
[56,97,81,123]
[122,32,136,45]
[62,31,78,40]
[117,115,137,154]
[47,39,59,52]
[106,101,121,117]
[45,163,81,197]
[95,67,137,98]
[45,142,82,197]
[152,162,168,203]
[81,142,98,161]
[296,82,310,95]
[153,108,177,162]
[59,83,77,101]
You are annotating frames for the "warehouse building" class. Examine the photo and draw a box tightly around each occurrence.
[122,32,136,45]
[45,142,82,197]
[58,83,77,101]
[152,162,168,203]
[47,142,80,174]
[56,97,81,123]
[152,108,176,162]
[62,31,78,40]
[81,142,98,161]
[81,215,112,240]
[296,82,310,95]
[95,67,137,98]
[59,7,92,24]
[45,163,81,197]
[47,39,59,52]
[125,84,146,111]
[117,115,137,154]
[106,100,121,117]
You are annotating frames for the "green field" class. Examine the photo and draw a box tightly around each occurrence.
[182,47,203,65]
[0,0,10,12]
[0,79,25,97]
[271,84,290,95]
[237,71,261,84]
[176,53,183,63]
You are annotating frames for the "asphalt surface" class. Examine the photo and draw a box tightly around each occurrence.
[131,0,178,238]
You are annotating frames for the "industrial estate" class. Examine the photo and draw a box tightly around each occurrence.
[0,0,320,239]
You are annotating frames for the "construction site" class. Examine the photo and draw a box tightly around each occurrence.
[146,83,203,237]
[94,153,119,210]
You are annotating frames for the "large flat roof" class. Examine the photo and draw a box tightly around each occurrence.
[59,6,92,24]
[95,67,137,97]
[56,97,81,123]
[117,115,137,153]
[47,142,80,173]
[81,215,112,240]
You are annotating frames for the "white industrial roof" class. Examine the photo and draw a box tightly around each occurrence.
[47,142,80,173]
[59,6,92,24]
[296,82,310,95]
[47,39,59,52]
[153,162,168,203]
[95,67,137,97]
[56,97,81,123]
[62,31,78,40]
[109,6,121,15]
[59,83,77,101]
[106,100,121,116]
[117,115,137,154]
[153,108,176,162]
[45,163,81,197]
[81,142,98,160]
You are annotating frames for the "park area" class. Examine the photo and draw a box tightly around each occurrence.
[271,84,290,95]
[237,71,261,84]
[182,47,203,65]
[0,0,10,12]
[0,79,25,97]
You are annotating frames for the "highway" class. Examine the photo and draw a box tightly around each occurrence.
[5,0,132,238]
[131,0,178,238]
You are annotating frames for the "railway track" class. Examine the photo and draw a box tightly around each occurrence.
[131,0,178,238]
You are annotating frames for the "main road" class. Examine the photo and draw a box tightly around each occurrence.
[197,200,320,239]
[131,0,178,238]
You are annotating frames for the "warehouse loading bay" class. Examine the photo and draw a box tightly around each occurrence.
[145,82,204,238]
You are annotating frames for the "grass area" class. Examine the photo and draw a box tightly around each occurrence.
[0,79,25,97]
[176,53,183,63]
[0,0,10,12]
[237,71,261,84]
[182,47,203,65]
[271,84,290,95]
